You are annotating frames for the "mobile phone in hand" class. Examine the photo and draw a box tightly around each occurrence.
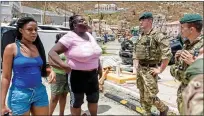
[4,112,9,116]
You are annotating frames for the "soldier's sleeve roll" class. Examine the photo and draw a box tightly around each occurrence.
[157,33,172,60]
[132,43,137,60]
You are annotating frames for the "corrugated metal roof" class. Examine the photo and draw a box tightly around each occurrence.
[55,8,73,16]
[165,21,180,25]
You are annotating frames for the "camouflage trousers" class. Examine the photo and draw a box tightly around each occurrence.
[177,82,187,114]
[136,66,167,115]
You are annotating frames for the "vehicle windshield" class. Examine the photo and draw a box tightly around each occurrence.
[59,27,70,31]
[38,26,58,30]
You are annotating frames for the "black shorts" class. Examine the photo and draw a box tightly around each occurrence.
[68,69,99,108]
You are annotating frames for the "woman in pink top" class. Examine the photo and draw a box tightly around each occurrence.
[48,15,102,115]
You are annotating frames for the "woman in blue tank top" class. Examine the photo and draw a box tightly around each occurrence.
[1,17,49,115]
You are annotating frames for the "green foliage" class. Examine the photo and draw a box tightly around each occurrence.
[101,45,107,54]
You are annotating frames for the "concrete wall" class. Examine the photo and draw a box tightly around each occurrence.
[22,13,70,25]
[1,1,21,22]
[1,5,12,22]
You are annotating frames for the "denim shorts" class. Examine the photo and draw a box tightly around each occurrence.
[7,84,49,115]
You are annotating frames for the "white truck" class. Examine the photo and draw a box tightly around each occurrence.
[38,30,68,61]
[1,25,68,63]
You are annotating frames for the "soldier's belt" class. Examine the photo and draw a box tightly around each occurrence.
[139,62,158,67]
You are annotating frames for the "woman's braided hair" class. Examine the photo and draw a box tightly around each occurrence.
[69,15,81,30]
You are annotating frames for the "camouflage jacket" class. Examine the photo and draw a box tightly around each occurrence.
[170,36,203,83]
[133,28,172,64]
[182,58,204,115]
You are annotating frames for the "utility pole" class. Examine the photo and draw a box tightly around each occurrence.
[41,10,43,24]
[98,1,101,37]
[43,1,47,25]
[64,2,66,27]
[0,3,2,72]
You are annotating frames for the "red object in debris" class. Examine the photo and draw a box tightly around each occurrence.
[46,67,51,75]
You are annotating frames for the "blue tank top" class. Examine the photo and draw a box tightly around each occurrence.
[12,40,43,88]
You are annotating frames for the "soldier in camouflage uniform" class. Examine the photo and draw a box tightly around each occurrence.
[170,14,203,114]
[133,12,172,115]
[182,48,203,115]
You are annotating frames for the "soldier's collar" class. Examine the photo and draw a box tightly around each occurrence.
[142,28,156,35]
[188,36,202,46]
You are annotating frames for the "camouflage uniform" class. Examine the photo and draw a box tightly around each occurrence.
[182,58,203,115]
[133,28,172,115]
[170,37,203,113]
[170,13,203,114]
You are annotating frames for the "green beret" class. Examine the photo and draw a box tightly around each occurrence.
[180,14,203,24]
[139,12,153,20]
[185,58,203,83]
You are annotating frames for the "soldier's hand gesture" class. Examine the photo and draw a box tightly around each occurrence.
[175,50,182,61]
[180,50,194,65]
[150,67,161,76]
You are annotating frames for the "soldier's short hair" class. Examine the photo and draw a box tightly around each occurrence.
[187,21,203,33]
